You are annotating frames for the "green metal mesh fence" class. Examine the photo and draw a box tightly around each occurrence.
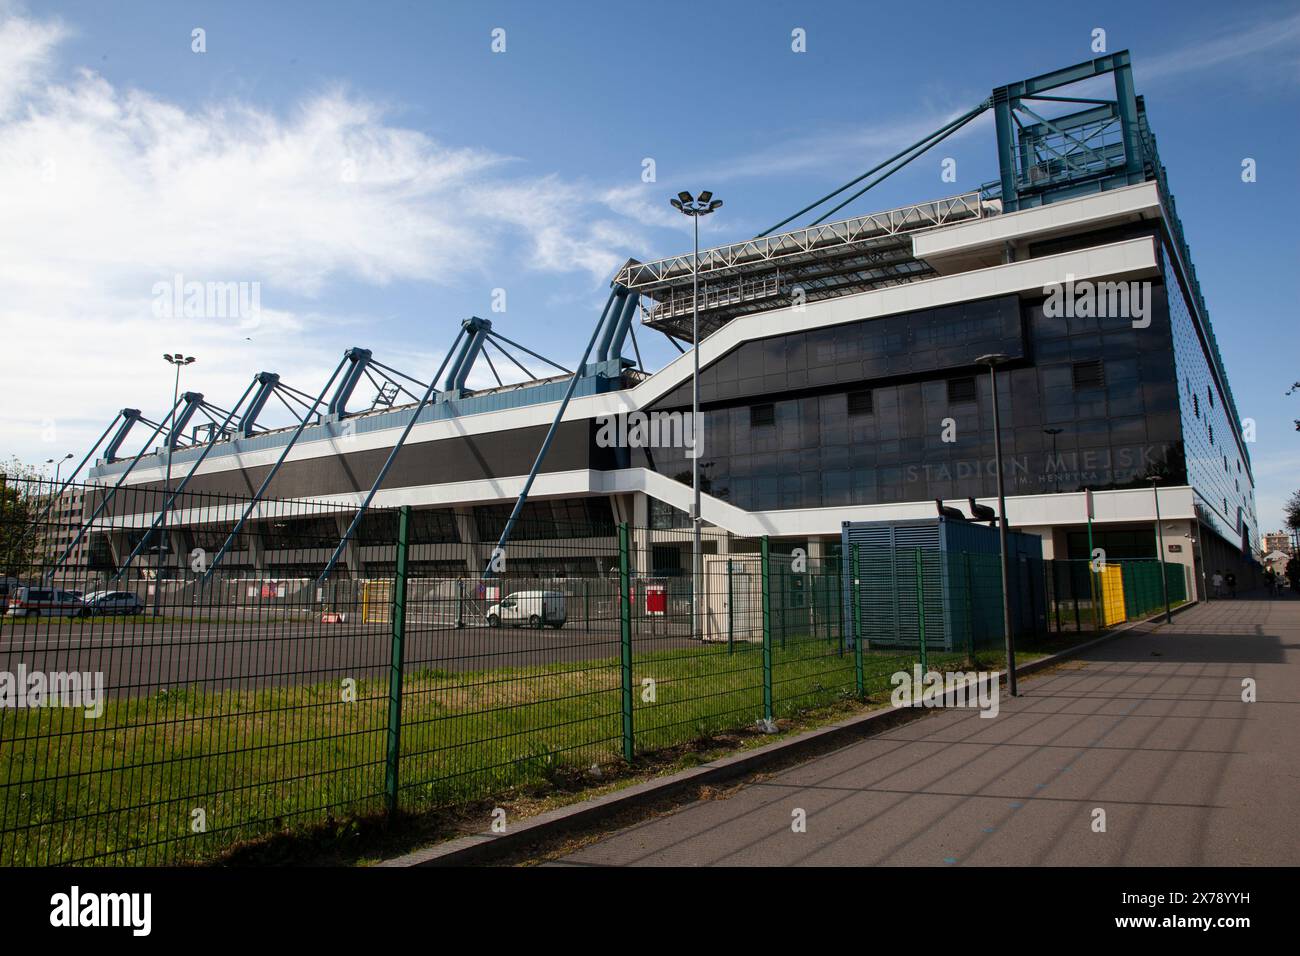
[0,475,1191,866]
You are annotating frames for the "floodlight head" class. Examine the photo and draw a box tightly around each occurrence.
[670,198,684,211]
[184,356,196,365]
[697,190,713,203]
[708,199,723,211]
[163,353,173,362]
[974,353,1010,367]
[677,191,692,204]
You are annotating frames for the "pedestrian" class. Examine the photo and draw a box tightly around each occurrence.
[1225,571,1237,599]
[1211,570,1223,599]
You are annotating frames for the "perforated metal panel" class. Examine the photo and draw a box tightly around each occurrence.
[842,517,1045,652]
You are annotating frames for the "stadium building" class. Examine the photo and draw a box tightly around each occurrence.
[74,51,1259,598]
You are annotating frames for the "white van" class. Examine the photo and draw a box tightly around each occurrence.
[485,590,567,629]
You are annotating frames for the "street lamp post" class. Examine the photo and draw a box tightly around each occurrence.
[1148,474,1172,623]
[160,354,195,591]
[976,353,1016,696]
[44,453,73,572]
[46,452,73,490]
[670,190,722,641]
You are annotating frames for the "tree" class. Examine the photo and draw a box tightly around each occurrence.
[0,459,43,578]
[1286,490,1300,536]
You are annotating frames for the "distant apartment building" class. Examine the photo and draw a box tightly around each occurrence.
[1261,531,1293,556]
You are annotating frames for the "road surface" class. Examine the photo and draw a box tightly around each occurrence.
[0,616,693,697]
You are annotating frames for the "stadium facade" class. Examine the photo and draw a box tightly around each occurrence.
[80,51,1258,598]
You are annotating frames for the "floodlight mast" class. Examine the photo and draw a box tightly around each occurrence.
[670,190,722,643]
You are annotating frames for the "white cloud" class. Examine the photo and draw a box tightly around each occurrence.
[1137,8,1300,83]
[701,107,991,185]
[0,9,653,468]
[0,5,64,114]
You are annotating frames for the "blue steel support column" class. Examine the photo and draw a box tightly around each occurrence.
[327,348,374,417]
[1111,53,1145,179]
[167,392,205,448]
[27,413,122,531]
[202,353,351,580]
[318,331,466,582]
[449,318,491,392]
[104,409,144,461]
[483,296,612,578]
[595,287,628,362]
[112,378,259,578]
[48,398,184,572]
[239,372,281,437]
[604,290,640,363]
[441,321,480,391]
[993,88,1019,211]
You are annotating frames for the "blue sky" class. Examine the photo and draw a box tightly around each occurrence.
[1,0,1297,531]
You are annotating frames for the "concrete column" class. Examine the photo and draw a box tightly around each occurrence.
[454,508,482,573]
[333,515,364,575]
[631,493,650,576]
[1018,524,1057,559]
[1161,518,1200,601]
[108,531,131,571]
[246,527,266,572]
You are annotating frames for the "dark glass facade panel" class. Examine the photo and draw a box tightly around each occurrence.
[1163,247,1258,548]
[641,273,1194,510]
[653,294,1025,409]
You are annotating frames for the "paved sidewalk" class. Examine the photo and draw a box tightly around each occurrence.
[550,597,1300,866]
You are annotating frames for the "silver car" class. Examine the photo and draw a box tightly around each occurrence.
[82,590,145,616]
[5,586,88,618]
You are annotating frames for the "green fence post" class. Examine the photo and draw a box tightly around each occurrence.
[455,578,464,628]
[851,544,864,699]
[761,535,773,723]
[384,504,411,818]
[726,558,734,655]
[915,548,928,673]
[618,523,634,762]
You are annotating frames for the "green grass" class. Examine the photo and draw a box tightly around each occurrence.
[0,632,1034,866]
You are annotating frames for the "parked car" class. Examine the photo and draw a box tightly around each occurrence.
[82,590,145,616]
[485,590,567,628]
[5,586,88,618]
